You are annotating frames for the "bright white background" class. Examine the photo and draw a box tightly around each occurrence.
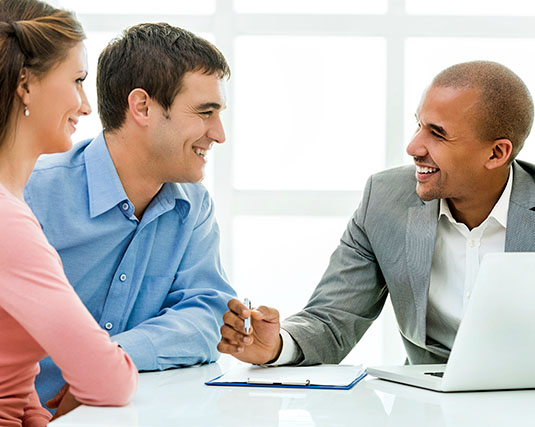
[50,0,535,366]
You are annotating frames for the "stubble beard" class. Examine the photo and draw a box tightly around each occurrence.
[415,182,444,202]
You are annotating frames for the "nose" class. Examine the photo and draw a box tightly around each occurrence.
[79,87,92,116]
[406,127,426,158]
[207,115,226,144]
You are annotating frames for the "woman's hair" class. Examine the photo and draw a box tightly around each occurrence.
[0,0,85,143]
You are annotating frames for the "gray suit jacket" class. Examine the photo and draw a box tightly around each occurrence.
[282,160,535,365]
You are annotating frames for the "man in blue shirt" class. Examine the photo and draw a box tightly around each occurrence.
[25,23,236,411]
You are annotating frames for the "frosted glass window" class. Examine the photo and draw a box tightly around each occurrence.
[74,32,118,142]
[56,0,215,14]
[232,216,349,320]
[341,298,405,366]
[406,0,535,15]
[233,215,405,366]
[234,36,386,190]
[234,0,387,14]
[404,38,535,165]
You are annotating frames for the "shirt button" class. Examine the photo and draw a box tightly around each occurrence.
[122,202,129,211]
[119,273,127,282]
[105,322,113,330]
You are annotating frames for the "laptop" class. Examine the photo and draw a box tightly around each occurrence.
[367,252,535,392]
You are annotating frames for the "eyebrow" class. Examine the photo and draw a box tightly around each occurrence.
[428,123,448,138]
[415,113,449,138]
[195,102,225,111]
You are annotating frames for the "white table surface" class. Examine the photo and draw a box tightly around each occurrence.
[50,355,535,426]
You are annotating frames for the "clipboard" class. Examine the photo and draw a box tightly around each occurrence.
[205,364,367,390]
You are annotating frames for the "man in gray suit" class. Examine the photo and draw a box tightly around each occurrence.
[218,60,535,366]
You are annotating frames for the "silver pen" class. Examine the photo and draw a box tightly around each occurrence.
[244,298,251,334]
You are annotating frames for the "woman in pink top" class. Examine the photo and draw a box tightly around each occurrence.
[0,0,138,425]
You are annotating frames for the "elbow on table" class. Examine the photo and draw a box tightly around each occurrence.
[74,365,138,407]
[107,369,138,406]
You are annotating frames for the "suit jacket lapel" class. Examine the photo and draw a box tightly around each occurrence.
[506,161,535,251]
[401,161,535,351]
[405,199,439,344]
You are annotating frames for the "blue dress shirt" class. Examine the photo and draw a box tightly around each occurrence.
[25,132,235,406]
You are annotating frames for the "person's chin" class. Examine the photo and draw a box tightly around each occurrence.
[416,185,440,201]
[58,139,73,153]
[45,138,73,154]
[174,171,205,184]
[192,167,205,183]
[192,174,205,184]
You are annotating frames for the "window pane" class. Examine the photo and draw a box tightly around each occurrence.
[341,299,404,366]
[234,0,387,14]
[234,36,386,190]
[232,216,348,319]
[404,38,535,165]
[74,32,119,143]
[200,159,215,195]
[232,215,405,365]
[57,0,215,14]
[406,0,535,15]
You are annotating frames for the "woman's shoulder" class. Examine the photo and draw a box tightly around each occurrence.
[0,186,40,231]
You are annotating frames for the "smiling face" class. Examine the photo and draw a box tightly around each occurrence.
[25,42,91,154]
[148,71,227,183]
[406,85,495,204]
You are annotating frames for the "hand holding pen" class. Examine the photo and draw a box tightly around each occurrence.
[217,298,283,365]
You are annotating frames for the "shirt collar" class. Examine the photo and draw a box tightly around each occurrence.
[438,165,513,229]
[84,132,191,219]
[151,181,191,220]
[85,132,128,218]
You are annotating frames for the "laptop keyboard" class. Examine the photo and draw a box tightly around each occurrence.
[424,372,444,378]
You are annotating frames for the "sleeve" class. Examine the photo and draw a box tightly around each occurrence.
[0,201,138,406]
[112,193,236,371]
[21,388,51,427]
[266,329,303,366]
[281,174,388,365]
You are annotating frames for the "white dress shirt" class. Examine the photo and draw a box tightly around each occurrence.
[276,167,513,364]
[426,167,512,349]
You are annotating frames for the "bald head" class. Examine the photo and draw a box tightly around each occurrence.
[432,61,534,161]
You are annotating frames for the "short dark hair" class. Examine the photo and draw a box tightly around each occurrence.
[97,23,231,131]
[0,0,84,144]
[432,60,534,161]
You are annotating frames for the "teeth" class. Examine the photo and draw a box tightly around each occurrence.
[417,166,438,174]
[193,148,207,157]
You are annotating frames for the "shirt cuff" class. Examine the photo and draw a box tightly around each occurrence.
[112,330,158,371]
[268,328,299,366]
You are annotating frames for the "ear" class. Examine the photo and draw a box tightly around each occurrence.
[485,138,513,170]
[127,88,151,127]
[16,67,31,106]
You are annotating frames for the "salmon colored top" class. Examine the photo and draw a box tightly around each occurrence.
[0,184,138,426]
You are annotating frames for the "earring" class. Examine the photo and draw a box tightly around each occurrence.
[24,105,30,117]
